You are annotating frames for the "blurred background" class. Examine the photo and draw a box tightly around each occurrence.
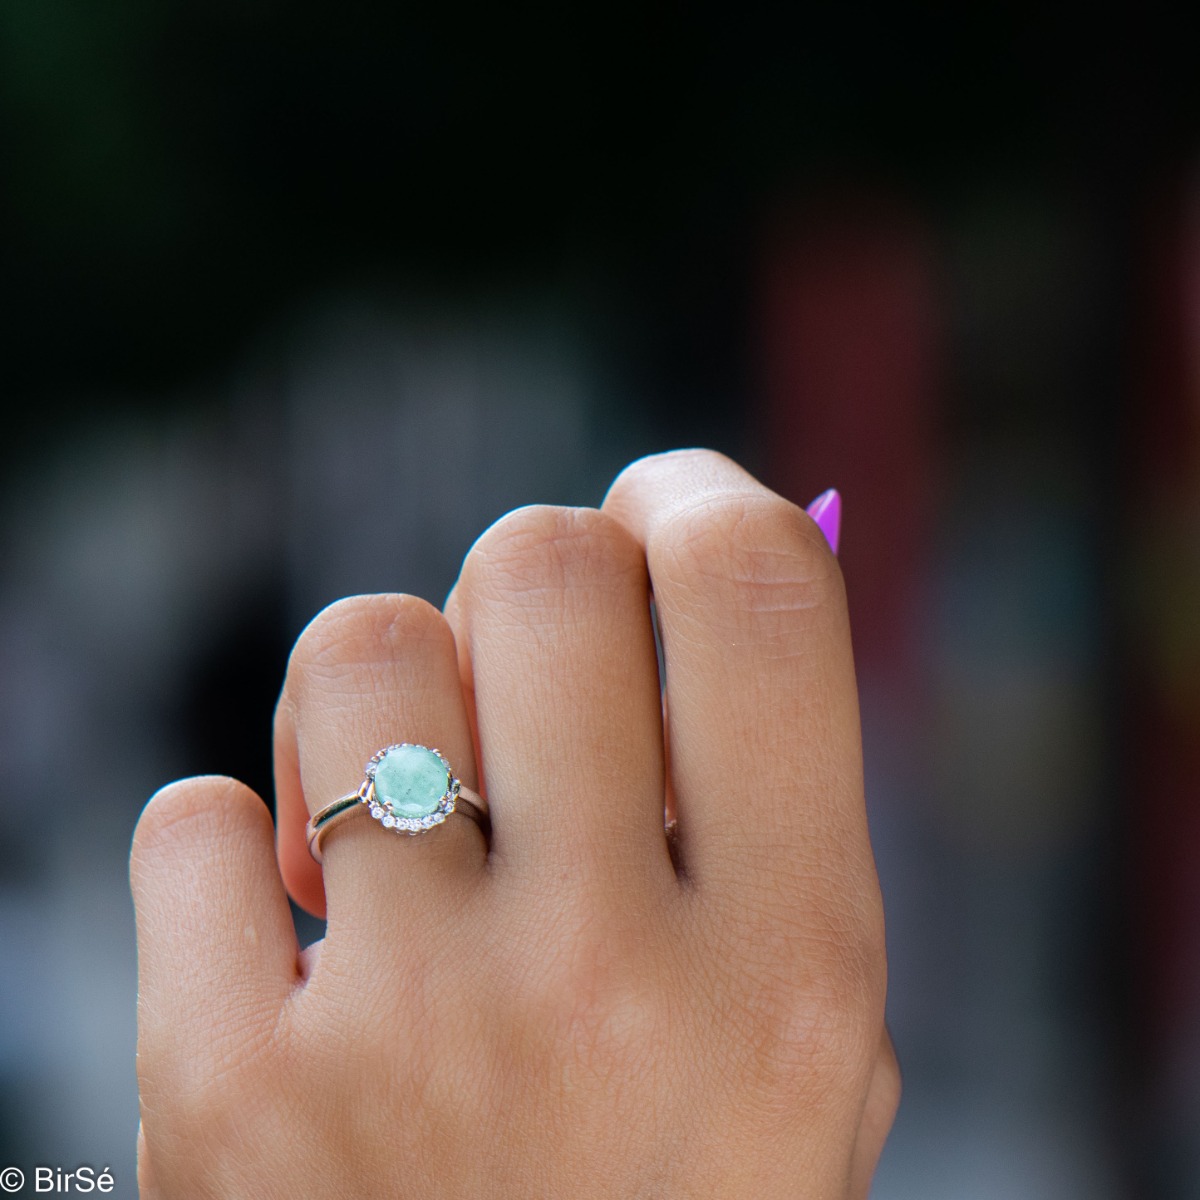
[1,5,1198,1196]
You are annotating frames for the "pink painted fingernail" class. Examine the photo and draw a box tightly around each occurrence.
[805,489,841,555]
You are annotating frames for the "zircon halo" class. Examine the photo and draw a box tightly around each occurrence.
[364,743,459,834]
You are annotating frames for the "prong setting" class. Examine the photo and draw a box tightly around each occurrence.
[361,743,459,835]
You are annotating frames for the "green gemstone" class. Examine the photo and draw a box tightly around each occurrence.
[374,745,450,819]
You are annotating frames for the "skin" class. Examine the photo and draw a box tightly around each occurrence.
[131,449,899,1198]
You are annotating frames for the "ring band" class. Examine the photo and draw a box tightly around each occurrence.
[306,743,489,863]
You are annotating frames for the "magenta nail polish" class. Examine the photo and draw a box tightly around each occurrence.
[805,489,841,555]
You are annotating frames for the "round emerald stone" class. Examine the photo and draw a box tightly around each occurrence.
[374,745,450,819]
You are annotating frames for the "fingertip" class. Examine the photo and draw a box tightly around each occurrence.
[601,448,784,547]
[603,447,751,506]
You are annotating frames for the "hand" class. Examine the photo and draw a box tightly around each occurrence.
[131,449,898,1198]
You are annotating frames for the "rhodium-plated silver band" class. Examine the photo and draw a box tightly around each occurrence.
[306,778,488,863]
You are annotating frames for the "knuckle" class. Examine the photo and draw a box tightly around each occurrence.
[139,1039,232,1126]
[571,970,661,1071]
[655,492,841,618]
[561,985,663,1086]
[138,1016,280,1140]
[287,593,451,684]
[718,967,879,1113]
[789,897,888,1039]
[510,917,667,1090]
[703,897,887,1103]
[804,931,886,1045]
[462,505,643,603]
[605,447,737,505]
[801,863,889,997]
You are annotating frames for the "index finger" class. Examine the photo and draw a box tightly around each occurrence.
[602,450,882,965]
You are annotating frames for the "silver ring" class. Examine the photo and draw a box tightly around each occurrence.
[306,743,489,863]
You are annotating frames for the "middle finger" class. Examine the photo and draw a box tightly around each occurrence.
[449,505,673,905]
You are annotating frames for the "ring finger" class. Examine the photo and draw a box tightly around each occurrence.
[274,593,487,933]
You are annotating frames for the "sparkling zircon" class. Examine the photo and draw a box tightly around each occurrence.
[373,745,451,820]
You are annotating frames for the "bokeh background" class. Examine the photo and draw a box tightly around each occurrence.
[2,6,1199,1197]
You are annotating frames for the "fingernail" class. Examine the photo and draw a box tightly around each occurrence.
[805,488,841,556]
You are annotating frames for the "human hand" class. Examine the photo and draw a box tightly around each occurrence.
[132,449,897,1198]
